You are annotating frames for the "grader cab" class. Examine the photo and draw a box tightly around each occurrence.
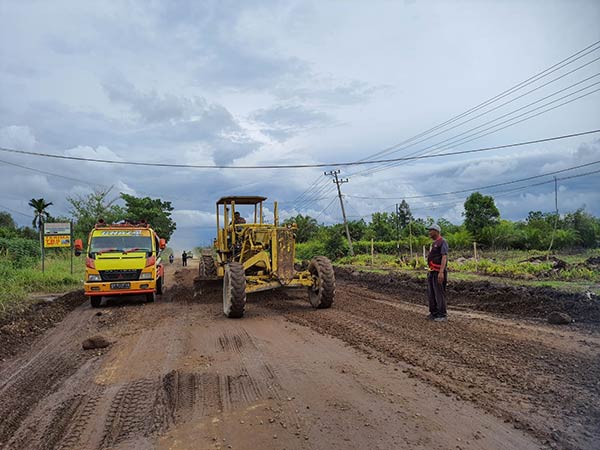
[198,196,335,318]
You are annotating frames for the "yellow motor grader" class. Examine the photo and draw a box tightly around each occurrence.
[198,196,335,318]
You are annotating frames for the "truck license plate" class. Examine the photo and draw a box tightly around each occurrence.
[110,282,131,289]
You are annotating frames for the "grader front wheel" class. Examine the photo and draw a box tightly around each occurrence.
[223,262,246,318]
[199,254,217,279]
[308,256,335,309]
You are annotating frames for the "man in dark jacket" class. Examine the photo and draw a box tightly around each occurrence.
[182,250,188,267]
[426,224,449,321]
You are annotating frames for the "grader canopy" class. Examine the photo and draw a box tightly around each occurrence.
[198,196,335,318]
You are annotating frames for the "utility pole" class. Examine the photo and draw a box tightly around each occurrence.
[325,170,354,256]
[395,203,401,259]
[547,176,559,257]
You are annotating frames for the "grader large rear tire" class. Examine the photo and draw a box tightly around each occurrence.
[308,256,335,309]
[199,255,217,279]
[223,262,246,318]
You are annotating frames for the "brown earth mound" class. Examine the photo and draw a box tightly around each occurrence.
[0,290,87,360]
[335,267,600,323]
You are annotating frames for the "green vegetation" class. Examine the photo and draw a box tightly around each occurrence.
[0,255,84,314]
[68,188,177,242]
[292,192,600,262]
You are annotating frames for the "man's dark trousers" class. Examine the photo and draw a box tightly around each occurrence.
[427,270,447,318]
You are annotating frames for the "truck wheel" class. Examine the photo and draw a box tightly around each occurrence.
[156,277,164,295]
[90,296,102,308]
[223,262,246,318]
[145,292,155,303]
[199,255,217,279]
[308,256,335,309]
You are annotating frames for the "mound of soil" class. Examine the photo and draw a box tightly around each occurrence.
[335,267,600,323]
[81,334,112,350]
[0,290,86,360]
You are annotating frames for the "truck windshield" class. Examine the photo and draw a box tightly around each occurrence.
[90,236,153,254]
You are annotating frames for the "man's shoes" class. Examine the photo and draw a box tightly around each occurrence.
[433,316,448,322]
[427,314,435,320]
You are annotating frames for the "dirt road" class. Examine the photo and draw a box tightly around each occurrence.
[0,264,597,450]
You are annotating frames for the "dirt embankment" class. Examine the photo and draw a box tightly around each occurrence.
[0,291,87,361]
[335,267,600,323]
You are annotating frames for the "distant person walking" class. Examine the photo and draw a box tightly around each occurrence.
[426,224,449,321]
[182,250,188,267]
[169,254,174,264]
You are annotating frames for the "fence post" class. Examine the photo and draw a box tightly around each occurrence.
[422,245,426,265]
[371,238,374,266]
[473,241,478,272]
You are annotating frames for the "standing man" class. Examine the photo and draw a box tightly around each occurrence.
[427,223,449,322]
[181,250,188,267]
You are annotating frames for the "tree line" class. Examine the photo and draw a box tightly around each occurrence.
[287,192,600,260]
[0,189,177,264]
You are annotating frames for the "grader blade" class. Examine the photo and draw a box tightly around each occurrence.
[276,228,295,285]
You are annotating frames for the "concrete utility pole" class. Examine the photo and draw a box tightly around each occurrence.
[325,170,354,256]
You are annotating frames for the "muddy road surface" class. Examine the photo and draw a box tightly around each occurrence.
[0,264,597,450]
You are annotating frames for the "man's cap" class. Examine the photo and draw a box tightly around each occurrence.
[428,223,441,232]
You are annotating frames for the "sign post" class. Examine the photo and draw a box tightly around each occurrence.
[43,222,73,273]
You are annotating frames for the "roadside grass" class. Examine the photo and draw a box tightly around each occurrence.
[0,256,84,315]
[336,249,600,295]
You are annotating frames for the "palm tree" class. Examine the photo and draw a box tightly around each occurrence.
[28,198,53,230]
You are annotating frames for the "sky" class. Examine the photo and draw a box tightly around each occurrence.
[1,0,599,251]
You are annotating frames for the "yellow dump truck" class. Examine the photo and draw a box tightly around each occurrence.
[75,220,166,308]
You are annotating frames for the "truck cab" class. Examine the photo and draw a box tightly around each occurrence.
[75,220,166,308]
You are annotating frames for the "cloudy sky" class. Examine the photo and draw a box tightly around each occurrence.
[1,0,599,250]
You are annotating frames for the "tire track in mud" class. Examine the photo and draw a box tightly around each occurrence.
[263,283,600,450]
[0,350,85,449]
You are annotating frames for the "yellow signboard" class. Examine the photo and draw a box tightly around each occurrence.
[44,235,71,248]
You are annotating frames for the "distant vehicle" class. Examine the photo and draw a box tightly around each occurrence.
[75,219,167,308]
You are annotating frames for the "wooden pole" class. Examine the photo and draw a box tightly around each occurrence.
[371,238,374,266]
[473,241,478,273]
[422,245,426,265]
[409,217,413,259]
[70,221,74,275]
[40,219,45,272]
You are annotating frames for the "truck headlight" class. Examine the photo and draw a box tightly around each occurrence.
[139,272,153,280]
[88,274,101,282]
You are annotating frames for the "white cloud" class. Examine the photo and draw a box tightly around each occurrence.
[1,0,599,251]
[0,125,37,150]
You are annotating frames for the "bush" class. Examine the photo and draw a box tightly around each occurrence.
[0,237,40,267]
[296,240,327,261]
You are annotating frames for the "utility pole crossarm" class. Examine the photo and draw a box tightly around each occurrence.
[325,170,354,256]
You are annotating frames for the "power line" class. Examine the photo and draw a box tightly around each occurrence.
[354,69,600,174]
[353,40,600,164]
[346,159,600,200]
[346,168,600,221]
[2,129,598,170]
[0,204,31,218]
[292,173,329,203]
[314,196,339,221]
[0,158,108,188]
[352,83,600,177]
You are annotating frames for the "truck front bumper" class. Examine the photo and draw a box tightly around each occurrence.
[84,280,156,296]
